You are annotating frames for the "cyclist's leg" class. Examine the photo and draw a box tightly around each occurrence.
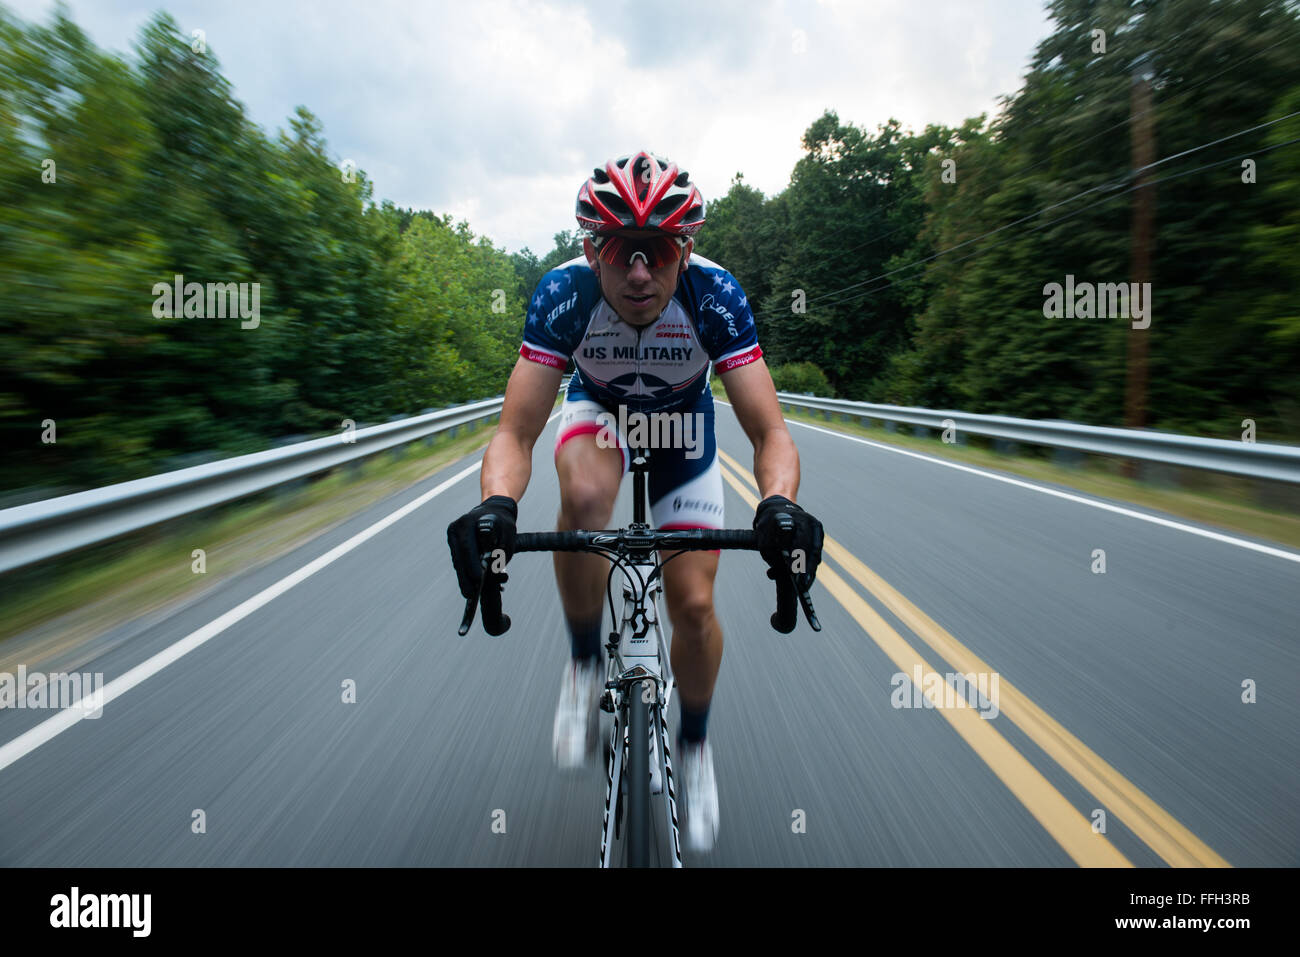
[650,403,724,849]
[552,395,625,767]
[553,395,627,645]
[648,397,725,725]
[661,551,721,709]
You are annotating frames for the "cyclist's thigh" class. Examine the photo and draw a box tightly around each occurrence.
[647,396,724,535]
[649,398,722,609]
[554,395,625,525]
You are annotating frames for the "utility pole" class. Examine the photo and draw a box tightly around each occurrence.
[1124,59,1155,477]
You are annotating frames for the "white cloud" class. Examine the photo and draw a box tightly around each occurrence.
[7,0,1052,253]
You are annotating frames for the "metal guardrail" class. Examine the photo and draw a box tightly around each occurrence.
[12,377,1287,575]
[0,396,508,575]
[774,393,1300,485]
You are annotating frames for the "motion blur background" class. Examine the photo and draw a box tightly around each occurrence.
[1,0,1298,870]
[1,0,1297,500]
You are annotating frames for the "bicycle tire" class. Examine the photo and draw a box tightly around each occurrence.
[626,679,651,867]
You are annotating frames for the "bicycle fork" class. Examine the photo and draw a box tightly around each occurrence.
[599,680,683,868]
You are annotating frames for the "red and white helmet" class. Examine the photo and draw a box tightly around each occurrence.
[575,151,706,236]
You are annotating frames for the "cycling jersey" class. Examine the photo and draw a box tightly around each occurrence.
[521,252,760,536]
[519,253,763,413]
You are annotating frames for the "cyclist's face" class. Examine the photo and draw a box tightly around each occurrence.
[583,231,692,326]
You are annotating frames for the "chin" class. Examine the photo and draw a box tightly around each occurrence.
[617,301,658,323]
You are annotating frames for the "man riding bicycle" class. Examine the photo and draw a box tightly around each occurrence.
[447,151,824,852]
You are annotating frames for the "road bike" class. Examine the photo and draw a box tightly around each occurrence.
[458,447,819,866]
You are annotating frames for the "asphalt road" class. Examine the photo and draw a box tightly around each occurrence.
[1,402,1296,866]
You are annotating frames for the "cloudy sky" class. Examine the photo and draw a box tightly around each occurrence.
[8,0,1054,255]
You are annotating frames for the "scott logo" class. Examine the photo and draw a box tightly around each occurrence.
[672,496,723,515]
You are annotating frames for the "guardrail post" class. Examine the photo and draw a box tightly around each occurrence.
[1053,447,1084,468]
[1137,460,1180,489]
[421,409,439,447]
[1255,477,1300,511]
[271,435,311,499]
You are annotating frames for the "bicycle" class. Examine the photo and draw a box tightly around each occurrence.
[457,447,820,867]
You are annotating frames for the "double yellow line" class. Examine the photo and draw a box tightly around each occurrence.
[717,447,1229,868]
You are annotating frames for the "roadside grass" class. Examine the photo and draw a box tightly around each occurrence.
[0,422,498,663]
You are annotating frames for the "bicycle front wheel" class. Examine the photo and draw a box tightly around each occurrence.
[626,679,651,867]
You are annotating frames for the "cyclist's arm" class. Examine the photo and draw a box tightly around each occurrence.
[719,357,800,501]
[481,357,564,501]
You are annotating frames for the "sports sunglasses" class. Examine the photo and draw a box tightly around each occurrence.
[592,233,685,269]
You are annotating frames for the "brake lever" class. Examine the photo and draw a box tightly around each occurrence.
[457,550,493,636]
[796,581,821,631]
[771,512,821,632]
[457,592,478,636]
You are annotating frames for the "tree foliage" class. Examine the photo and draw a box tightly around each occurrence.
[698,0,1300,440]
[0,7,525,493]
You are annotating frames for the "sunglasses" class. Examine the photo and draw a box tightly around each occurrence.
[592,233,685,269]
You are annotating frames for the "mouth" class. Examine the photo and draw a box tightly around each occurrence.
[625,293,654,306]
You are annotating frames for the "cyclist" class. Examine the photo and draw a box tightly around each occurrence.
[447,151,824,852]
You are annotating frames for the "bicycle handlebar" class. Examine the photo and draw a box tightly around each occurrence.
[457,522,821,637]
[514,527,758,553]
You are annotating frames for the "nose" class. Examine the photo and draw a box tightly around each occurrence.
[626,255,653,283]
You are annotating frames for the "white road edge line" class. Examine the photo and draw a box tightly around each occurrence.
[0,406,548,774]
[717,400,1300,565]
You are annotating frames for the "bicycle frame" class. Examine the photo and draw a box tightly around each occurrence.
[599,446,681,867]
[459,446,821,867]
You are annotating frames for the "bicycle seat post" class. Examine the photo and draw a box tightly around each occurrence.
[630,446,650,527]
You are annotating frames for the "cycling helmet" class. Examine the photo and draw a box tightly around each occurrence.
[575,151,706,236]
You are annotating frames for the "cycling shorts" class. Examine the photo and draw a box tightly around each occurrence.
[554,379,724,536]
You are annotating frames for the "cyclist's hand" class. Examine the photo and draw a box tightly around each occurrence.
[446,495,517,600]
[753,495,823,589]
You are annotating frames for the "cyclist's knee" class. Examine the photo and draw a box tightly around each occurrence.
[666,587,716,640]
[558,474,617,530]
[556,438,621,529]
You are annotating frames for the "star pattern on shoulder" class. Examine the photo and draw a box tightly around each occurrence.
[711,273,723,286]
[533,295,542,308]
[721,280,734,295]
[739,296,747,308]
[547,279,561,295]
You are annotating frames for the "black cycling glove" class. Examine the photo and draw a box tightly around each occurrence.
[752,495,824,588]
[446,496,518,600]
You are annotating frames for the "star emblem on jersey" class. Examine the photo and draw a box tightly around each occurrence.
[533,295,542,308]
[722,280,734,295]
[711,274,723,286]
[547,279,561,295]
[608,371,673,398]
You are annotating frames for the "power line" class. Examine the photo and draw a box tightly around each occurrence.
[798,135,1300,316]
[755,111,1300,320]
[754,30,1299,281]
